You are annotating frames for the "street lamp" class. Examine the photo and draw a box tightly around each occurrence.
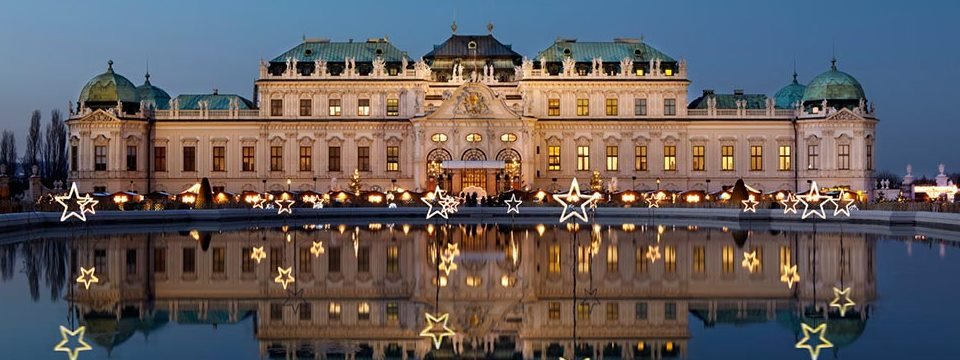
[656,177,661,191]
[262,179,267,194]
[313,177,318,192]
[706,179,711,194]
[287,178,291,192]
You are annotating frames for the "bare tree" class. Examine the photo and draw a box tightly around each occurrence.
[42,110,68,185]
[24,110,42,174]
[0,130,17,174]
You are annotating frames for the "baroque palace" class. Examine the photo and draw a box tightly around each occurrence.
[67,27,877,196]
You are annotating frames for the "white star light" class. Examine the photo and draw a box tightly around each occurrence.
[505,194,522,214]
[741,195,759,213]
[553,178,601,223]
[422,186,449,219]
[833,190,856,217]
[275,198,295,215]
[55,182,99,222]
[798,181,832,220]
[780,193,800,214]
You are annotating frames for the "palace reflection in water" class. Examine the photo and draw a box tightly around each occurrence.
[0,223,876,359]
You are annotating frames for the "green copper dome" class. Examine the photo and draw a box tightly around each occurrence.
[774,72,806,109]
[801,60,865,104]
[79,60,141,106]
[136,73,171,110]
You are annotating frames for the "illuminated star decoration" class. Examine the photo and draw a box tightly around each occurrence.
[274,266,296,290]
[552,178,601,223]
[505,194,522,214]
[437,242,460,276]
[644,193,661,208]
[646,245,661,263]
[275,198,295,215]
[741,251,760,273]
[780,193,801,214]
[829,287,856,317]
[252,196,268,209]
[440,194,461,214]
[422,186,449,219]
[250,246,267,263]
[798,181,832,220]
[53,325,93,360]
[419,312,456,350]
[55,182,99,222]
[833,190,856,217]
[75,267,99,290]
[780,264,800,289]
[795,323,833,360]
[310,241,325,257]
[741,196,759,213]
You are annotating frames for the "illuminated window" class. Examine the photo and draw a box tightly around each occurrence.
[838,144,850,170]
[664,246,676,273]
[577,98,589,116]
[358,302,371,321]
[779,246,791,270]
[635,146,648,171]
[328,98,342,116]
[466,275,482,287]
[549,302,561,320]
[328,302,341,321]
[466,133,482,142]
[386,146,399,172]
[500,133,517,142]
[577,146,590,171]
[357,99,370,116]
[577,303,591,320]
[270,146,283,172]
[242,146,255,172]
[807,144,819,170]
[212,146,225,172]
[692,246,705,273]
[548,98,560,116]
[605,98,618,116]
[606,245,619,273]
[663,145,676,171]
[750,145,763,171]
[300,146,312,172]
[547,146,561,171]
[431,133,447,142]
[692,145,705,171]
[548,244,561,273]
[752,246,764,272]
[212,247,225,274]
[606,146,619,171]
[606,303,619,321]
[386,245,399,274]
[270,99,283,116]
[779,145,792,171]
[299,99,312,116]
[721,145,735,171]
[634,98,647,116]
[386,303,399,321]
[722,246,735,273]
[664,68,674,76]
[577,245,591,273]
[635,247,648,273]
[386,98,399,116]
[182,146,196,172]
[663,98,676,116]
[635,68,645,76]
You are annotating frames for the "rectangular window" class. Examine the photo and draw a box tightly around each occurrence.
[126,249,137,275]
[547,98,560,116]
[242,146,255,172]
[358,246,370,274]
[328,99,342,116]
[548,244,561,273]
[693,246,705,273]
[328,302,341,321]
[549,302,561,320]
[299,99,312,117]
[153,248,166,274]
[386,98,399,116]
[722,246,735,273]
[328,146,341,172]
[692,145,705,171]
[577,246,591,273]
[300,302,312,321]
[547,146,561,171]
[605,98,618,116]
[154,146,167,172]
[577,303,591,320]
[357,99,370,116]
[270,146,283,172]
[299,247,312,275]
[386,245,400,274]
[182,247,196,274]
[387,303,400,321]
[126,145,137,171]
[664,98,677,116]
[606,303,619,321]
[635,302,648,320]
[721,145,735,171]
[386,146,399,172]
[665,302,677,320]
[838,144,850,170]
[270,303,283,321]
[635,146,648,171]
[270,246,281,271]
[606,245,618,273]
[94,146,107,171]
[752,246,764,273]
[212,146,225,172]
[577,146,590,171]
[663,145,677,171]
[807,144,819,170]
[212,247,225,274]
[780,246,792,271]
[866,144,873,170]
[606,146,618,171]
[358,302,371,321]
[636,247,648,273]
[71,145,78,171]
[94,249,107,275]
[750,145,763,171]
[634,98,647,116]
[328,247,341,273]
[241,247,254,273]
[357,146,370,172]
[299,146,312,172]
[779,145,792,171]
[664,246,676,273]
[182,146,196,172]
[576,98,589,116]
[270,99,283,117]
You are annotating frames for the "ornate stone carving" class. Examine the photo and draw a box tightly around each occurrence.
[562,57,576,77]
[454,89,490,116]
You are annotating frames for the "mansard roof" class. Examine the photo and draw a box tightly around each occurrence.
[270,38,411,63]
[423,34,522,60]
[688,91,769,110]
[173,93,255,110]
[536,39,676,63]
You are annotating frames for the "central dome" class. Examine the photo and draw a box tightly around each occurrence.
[79,60,141,112]
[801,60,865,106]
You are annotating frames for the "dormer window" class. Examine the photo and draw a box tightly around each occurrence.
[664,68,674,76]
[634,49,642,57]
[375,49,383,56]
[635,68,645,76]
[563,48,571,56]
[467,41,477,49]
[305,49,313,56]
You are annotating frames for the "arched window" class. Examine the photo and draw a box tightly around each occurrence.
[500,133,517,142]
[431,133,448,143]
[466,133,483,143]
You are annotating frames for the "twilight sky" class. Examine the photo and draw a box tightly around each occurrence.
[0,0,955,176]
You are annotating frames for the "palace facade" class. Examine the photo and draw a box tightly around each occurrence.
[67,29,877,196]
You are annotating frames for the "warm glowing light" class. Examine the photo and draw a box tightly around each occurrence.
[553,178,601,223]
[214,192,229,204]
[799,181,831,220]
[420,312,457,350]
[646,245,661,263]
[534,190,547,202]
[665,342,674,352]
[181,193,196,204]
[75,267,99,290]
[644,193,661,208]
[622,223,636,232]
[423,186,449,219]
[742,251,760,273]
[310,241,325,257]
[621,193,637,203]
[795,323,833,360]
[251,246,267,263]
[829,287,856,317]
[274,267,296,290]
[741,195,759,213]
[335,192,348,203]
[500,274,516,287]
[113,194,129,204]
[275,198,295,215]
[780,264,800,289]
[189,230,201,241]
[53,325,92,360]
[368,194,383,204]
[56,182,99,222]
[535,224,546,237]
[685,194,701,203]
[832,190,856,217]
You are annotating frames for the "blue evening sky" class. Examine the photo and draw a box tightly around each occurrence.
[0,0,956,176]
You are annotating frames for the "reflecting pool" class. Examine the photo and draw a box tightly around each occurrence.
[0,219,958,359]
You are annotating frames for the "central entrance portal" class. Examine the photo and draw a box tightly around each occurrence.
[460,148,487,192]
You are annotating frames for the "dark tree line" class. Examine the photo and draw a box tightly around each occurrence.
[0,109,68,187]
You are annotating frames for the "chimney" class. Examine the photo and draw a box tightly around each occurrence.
[702,89,715,96]
[213,89,219,95]
[733,89,744,96]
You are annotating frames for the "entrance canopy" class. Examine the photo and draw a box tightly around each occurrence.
[442,160,504,169]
